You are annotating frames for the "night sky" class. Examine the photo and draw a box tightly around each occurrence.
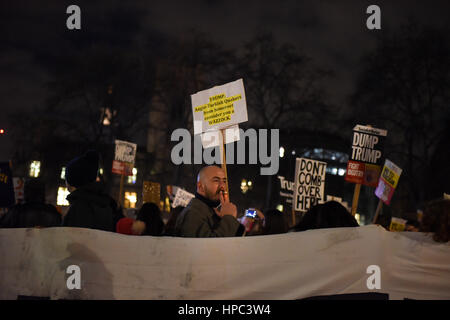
[1,0,450,161]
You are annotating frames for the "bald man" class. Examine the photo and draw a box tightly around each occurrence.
[175,166,245,237]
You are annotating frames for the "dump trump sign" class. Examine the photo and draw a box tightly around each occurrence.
[345,125,387,187]
[293,158,327,212]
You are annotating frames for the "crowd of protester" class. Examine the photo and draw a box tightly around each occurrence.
[0,150,448,243]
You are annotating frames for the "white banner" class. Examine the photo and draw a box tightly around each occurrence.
[1,226,449,300]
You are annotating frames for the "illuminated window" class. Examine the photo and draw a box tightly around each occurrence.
[29,161,41,178]
[127,167,137,184]
[61,167,66,180]
[57,187,70,206]
[124,192,137,209]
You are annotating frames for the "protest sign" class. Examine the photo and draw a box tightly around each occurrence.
[389,217,407,232]
[171,188,195,208]
[0,162,14,207]
[191,78,248,140]
[13,177,25,204]
[278,176,294,206]
[112,140,137,176]
[190,79,248,197]
[375,159,402,205]
[345,125,387,187]
[293,158,327,212]
[143,181,161,205]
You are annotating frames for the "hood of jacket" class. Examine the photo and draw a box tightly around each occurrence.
[66,182,112,207]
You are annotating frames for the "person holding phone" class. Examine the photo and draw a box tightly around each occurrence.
[174,165,245,237]
[240,208,265,235]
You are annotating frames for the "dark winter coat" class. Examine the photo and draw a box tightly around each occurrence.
[0,202,61,228]
[63,182,115,232]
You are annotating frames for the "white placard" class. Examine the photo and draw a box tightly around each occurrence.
[114,140,137,164]
[172,188,195,208]
[293,158,327,212]
[191,79,248,135]
[200,125,241,148]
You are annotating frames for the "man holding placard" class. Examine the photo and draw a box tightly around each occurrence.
[175,166,245,237]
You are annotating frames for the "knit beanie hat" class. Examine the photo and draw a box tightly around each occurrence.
[65,150,99,188]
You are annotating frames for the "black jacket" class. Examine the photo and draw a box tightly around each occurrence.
[0,202,61,228]
[63,182,115,232]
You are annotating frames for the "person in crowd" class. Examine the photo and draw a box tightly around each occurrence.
[405,219,420,232]
[240,208,288,236]
[0,178,61,228]
[238,208,264,236]
[163,205,184,236]
[116,202,165,236]
[261,208,289,235]
[291,201,359,232]
[116,216,146,235]
[136,202,165,236]
[420,198,450,243]
[175,165,245,237]
[62,150,115,232]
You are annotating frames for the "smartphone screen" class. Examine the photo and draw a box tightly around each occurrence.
[245,209,257,218]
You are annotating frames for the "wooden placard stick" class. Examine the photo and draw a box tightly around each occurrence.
[351,183,361,216]
[372,199,383,224]
[118,172,125,208]
[291,208,296,227]
[219,129,229,200]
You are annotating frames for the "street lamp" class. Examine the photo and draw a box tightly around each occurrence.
[240,179,253,194]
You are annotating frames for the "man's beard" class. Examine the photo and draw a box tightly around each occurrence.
[204,186,221,202]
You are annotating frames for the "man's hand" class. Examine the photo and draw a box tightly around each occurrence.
[214,191,237,218]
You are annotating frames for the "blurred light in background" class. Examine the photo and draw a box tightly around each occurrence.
[57,187,70,206]
[29,161,41,178]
